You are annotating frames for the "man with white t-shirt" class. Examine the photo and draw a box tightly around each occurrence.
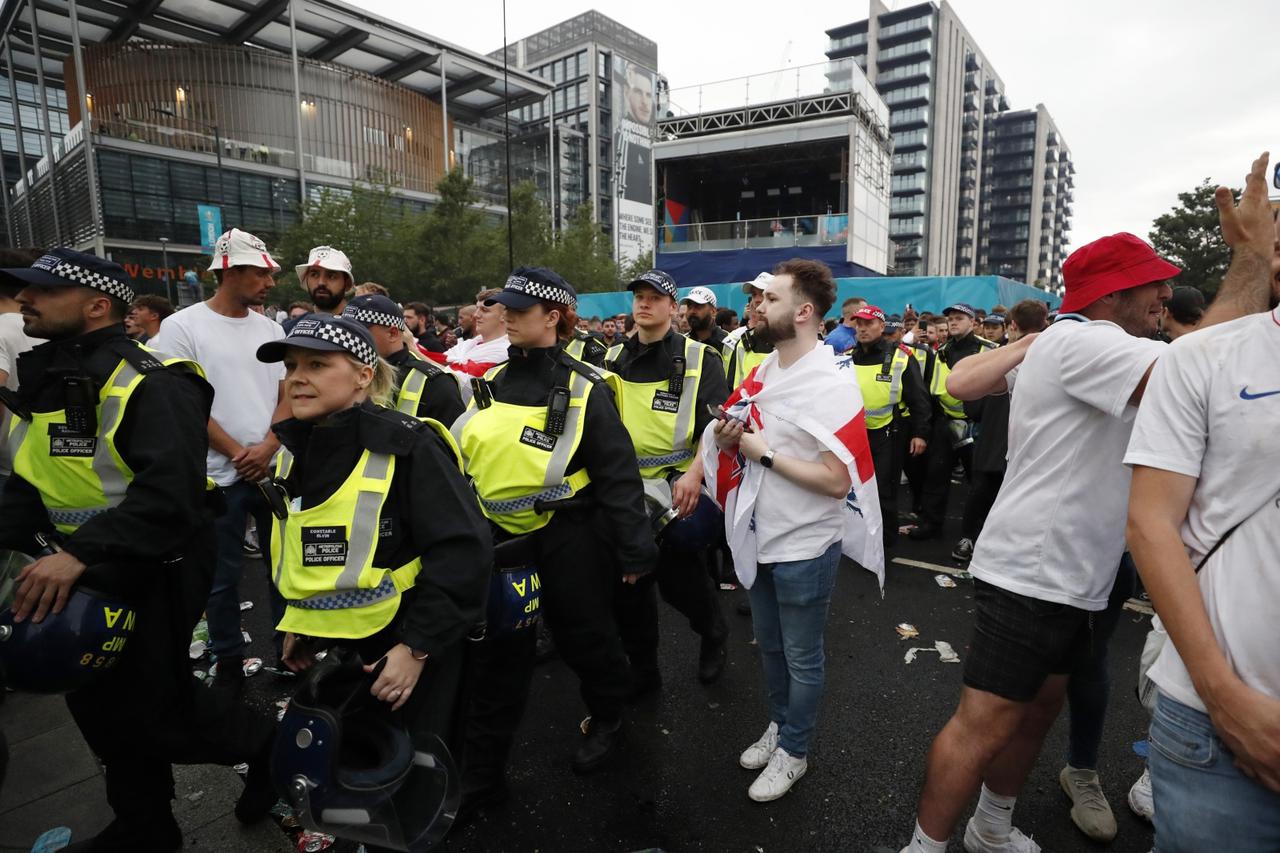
[887,153,1276,853]
[0,263,43,489]
[154,228,289,689]
[1124,211,1280,851]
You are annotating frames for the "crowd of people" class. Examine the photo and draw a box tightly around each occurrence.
[0,150,1275,853]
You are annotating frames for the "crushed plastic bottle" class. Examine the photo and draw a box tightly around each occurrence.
[296,831,335,852]
[895,622,920,639]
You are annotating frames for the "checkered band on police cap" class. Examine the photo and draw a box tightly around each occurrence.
[630,269,677,298]
[289,317,378,366]
[40,256,136,303]
[506,273,577,306]
[343,304,406,331]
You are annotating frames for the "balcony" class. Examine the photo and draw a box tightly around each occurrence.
[959,213,975,229]
[961,154,978,170]
[878,37,931,65]
[883,84,930,107]
[892,129,928,151]
[893,151,927,173]
[891,174,927,195]
[890,218,924,238]
[963,114,980,130]
[1043,200,1054,213]
[965,52,979,71]
[891,198,926,216]
[962,134,978,151]
[1045,149,1057,162]
[890,107,929,131]
[1045,166,1057,180]
[965,71,978,91]
[657,213,855,254]
[964,94,979,112]
[878,61,931,87]
[895,242,924,260]
[878,14,933,42]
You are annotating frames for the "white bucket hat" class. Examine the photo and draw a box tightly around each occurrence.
[206,228,281,272]
[294,245,354,285]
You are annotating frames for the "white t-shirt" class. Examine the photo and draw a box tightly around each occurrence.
[752,351,846,564]
[153,302,284,486]
[968,318,1165,610]
[0,312,42,476]
[1126,306,1280,711]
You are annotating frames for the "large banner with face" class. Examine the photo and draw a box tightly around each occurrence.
[613,57,656,265]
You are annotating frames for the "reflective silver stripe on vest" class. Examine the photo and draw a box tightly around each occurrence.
[92,362,139,507]
[669,337,699,456]
[478,480,575,515]
[8,417,29,467]
[336,452,392,590]
[541,370,591,488]
[865,354,907,418]
[397,369,428,415]
[288,571,397,611]
[636,449,694,469]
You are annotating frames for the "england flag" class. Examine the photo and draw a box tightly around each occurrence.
[701,344,884,591]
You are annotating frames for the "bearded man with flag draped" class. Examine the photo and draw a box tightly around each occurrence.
[701,258,884,803]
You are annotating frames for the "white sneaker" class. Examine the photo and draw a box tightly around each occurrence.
[1127,766,1154,821]
[747,746,807,802]
[738,721,779,770]
[963,818,1041,853]
[1059,765,1117,841]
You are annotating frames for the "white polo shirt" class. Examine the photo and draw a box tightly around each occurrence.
[968,316,1165,610]
[1125,306,1280,710]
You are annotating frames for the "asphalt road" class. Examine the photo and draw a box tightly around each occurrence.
[231,495,1158,853]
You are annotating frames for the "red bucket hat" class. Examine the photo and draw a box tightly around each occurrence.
[1059,233,1181,314]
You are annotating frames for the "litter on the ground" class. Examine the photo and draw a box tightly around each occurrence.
[188,640,207,659]
[935,575,957,588]
[185,790,204,802]
[295,831,335,852]
[233,762,249,775]
[895,622,919,639]
[905,640,962,664]
[239,600,254,611]
[1132,739,1149,759]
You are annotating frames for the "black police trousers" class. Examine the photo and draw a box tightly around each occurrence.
[615,538,726,680]
[867,423,904,547]
[461,508,633,787]
[66,523,275,829]
[920,414,971,533]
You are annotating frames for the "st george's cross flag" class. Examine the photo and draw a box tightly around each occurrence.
[700,341,884,591]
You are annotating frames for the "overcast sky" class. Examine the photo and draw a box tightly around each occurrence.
[359,0,1273,253]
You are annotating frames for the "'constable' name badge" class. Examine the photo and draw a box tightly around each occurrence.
[651,390,680,413]
[301,526,348,566]
[49,423,96,457]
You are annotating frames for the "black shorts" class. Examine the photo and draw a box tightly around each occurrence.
[963,578,1095,702]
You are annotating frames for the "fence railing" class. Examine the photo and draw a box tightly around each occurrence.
[658,213,851,253]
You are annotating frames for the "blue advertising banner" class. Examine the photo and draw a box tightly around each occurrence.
[197,204,222,252]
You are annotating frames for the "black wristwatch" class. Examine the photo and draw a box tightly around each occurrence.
[760,450,776,469]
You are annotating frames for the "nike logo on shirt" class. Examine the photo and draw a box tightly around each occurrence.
[1239,387,1280,400]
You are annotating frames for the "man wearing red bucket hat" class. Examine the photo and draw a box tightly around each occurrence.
[884,153,1277,853]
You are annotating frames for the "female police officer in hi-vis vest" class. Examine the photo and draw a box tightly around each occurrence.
[452,267,656,804]
[254,314,491,770]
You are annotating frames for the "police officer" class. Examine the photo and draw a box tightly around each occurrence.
[564,323,608,367]
[341,294,466,425]
[724,274,775,389]
[0,250,276,852]
[845,305,930,548]
[452,267,655,791]
[605,270,730,688]
[910,302,998,541]
[256,314,490,840]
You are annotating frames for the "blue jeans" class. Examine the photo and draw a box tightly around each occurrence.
[1150,691,1280,852]
[747,541,840,758]
[208,480,278,660]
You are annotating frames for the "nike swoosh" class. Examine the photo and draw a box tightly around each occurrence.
[1240,387,1280,400]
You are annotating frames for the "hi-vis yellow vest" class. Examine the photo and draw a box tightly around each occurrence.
[270,448,420,639]
[7,342,204,534]
[394,350,460,418]
[723,333,770,390]
[564,332,605,366]
[605,335,704,479]
[451,362,608,535]
[932,336,999,419]
[856,347,913,431]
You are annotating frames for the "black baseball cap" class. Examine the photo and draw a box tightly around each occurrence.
[486,266,577,310]
[0,247,135,304]
[256,314,379,366]
[342,294,406,331]
[627,269,677,299]
[1164,286,1206,324]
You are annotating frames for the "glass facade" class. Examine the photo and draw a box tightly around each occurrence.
[97,149,298,245]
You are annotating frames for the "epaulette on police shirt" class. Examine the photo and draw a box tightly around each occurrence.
[359,403,429,456]
[556,349,608,386]
[403,357,444,378]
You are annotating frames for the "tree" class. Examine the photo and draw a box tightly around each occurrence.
[547,201,622,293]
[1148,179,1239,296]
[275,181,420,302]
[618,250,654,285]
[415,168,508,305]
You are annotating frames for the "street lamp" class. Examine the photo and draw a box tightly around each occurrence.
[151,106,225,206]
[159,237,172,304]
